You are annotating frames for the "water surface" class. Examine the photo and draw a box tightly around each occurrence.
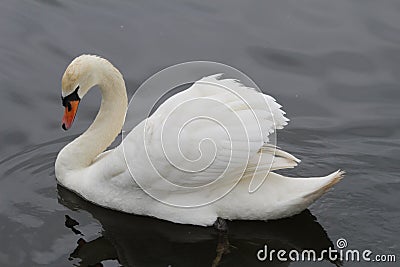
[0,0,399,266]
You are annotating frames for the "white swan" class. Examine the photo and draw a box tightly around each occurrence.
[55,55,344,226]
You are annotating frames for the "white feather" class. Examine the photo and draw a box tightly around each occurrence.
[56,56,344,226]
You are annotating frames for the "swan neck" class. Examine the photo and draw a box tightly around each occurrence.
[57,62,128,171]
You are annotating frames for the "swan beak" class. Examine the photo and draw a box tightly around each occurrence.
[62,100,80,130]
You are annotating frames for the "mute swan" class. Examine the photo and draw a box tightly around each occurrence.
[55,55,343,226]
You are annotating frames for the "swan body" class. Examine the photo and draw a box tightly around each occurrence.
[55,55,343,226]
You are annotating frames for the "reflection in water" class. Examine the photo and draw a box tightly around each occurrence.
[58,185,341,267]
[69,237,117,267]
[65,215,83,236]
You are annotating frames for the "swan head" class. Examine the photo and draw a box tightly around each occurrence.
[61,55,102,130]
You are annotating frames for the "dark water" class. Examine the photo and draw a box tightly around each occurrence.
[0,0,399,266]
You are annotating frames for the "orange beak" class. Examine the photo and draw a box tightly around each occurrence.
[62,100,80,130]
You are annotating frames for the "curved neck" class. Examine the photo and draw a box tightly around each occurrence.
[57,62,128,171]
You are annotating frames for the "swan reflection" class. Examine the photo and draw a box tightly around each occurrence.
[58,185,340,267]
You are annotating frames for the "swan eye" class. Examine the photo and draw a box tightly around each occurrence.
[62,86,81,107]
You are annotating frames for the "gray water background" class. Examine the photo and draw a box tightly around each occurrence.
[0,0,399,266]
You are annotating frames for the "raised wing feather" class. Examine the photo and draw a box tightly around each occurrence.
[121,74,290,206]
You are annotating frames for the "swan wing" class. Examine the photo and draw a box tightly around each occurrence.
[121,74,290,206]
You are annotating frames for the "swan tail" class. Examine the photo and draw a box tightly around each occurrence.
[221,170,344,221]
[301,170,345,200]
[262,170,345,217]
[266,170,344,200]
[242,145,344,202]
[264,170,344,219]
